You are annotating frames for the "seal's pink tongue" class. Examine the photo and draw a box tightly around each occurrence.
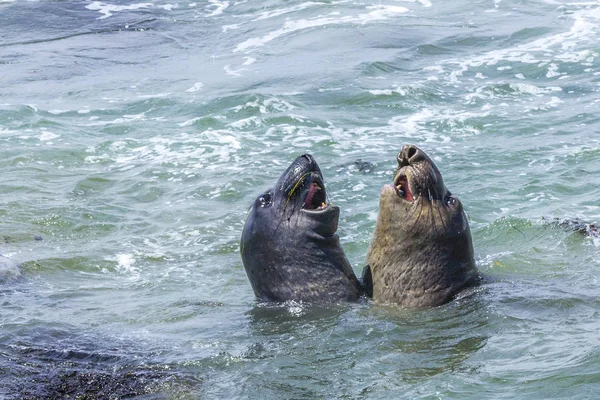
[304,183,320,209]
[397,176,413,201]
[405,183,413,201]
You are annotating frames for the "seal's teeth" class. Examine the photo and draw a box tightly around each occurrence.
[396,183,405,198]
[321,202,326,208]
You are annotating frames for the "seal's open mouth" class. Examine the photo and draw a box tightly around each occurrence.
[304,181,327,210]
[281,154,330,213]
[394,173,413,201]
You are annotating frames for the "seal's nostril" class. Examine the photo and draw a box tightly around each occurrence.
[407,146,418,160]
[398,145,418,167]
[301,154,314,165]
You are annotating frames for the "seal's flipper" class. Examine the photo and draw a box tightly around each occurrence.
[361,265,373,298]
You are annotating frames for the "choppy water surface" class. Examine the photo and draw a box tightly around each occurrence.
[1,0,600,398]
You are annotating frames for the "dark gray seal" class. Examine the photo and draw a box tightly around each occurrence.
[241,154,362,302]
[362,145,478,307]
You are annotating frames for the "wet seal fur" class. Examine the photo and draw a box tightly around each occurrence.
[363,145,478,307]
[241,154,362,302]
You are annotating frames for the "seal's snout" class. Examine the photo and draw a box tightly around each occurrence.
[281,154,329,211]
[298,154,322,177]
[397,144,423,167]
[393,145,422,202]
[301,154,316,167]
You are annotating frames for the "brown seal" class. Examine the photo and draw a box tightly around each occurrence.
[362,145,478,307]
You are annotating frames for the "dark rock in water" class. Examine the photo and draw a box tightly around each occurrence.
[19,366,200,400]
[338,159,376,174]
[35,236,43,241]
[353,159,376,173]
[544,217,600,238]
[1,337,202,399]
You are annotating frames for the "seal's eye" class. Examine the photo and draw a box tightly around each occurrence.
[445,196,457,207]
[259,193,272,207]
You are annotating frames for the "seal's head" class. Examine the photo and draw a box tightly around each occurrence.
[381,145,469,239]
[253,154,339,237]
[241,155,362,302]
[364,145,477,307]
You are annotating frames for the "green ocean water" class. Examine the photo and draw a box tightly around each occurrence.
[1,0,600,398]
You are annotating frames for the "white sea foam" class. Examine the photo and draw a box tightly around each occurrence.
[396,0,433,7]
[509,83,562,95]
[109,141,129,151]
[546,96,563,107]
[137,93,171,99]
[235,5,408,52]
[217,133,241,149]
[387,109,435,137]
[434,4,600,83]
[0,254,20,283]
[352,183,366,192]
[0,128,18,137]
[229,116,262,130]
[206,0,229,17]
[84,128,246,173]
[105,253,141,277]
[84,113,146,127]
[363,5,409,20]
[159,3,177,11]
[231,97,296,114]
[224,65,243,77]
[318,87,343,92]
[526,192,560,202]
[464,82,562,104]
[117,253,135,270]
[369,86,409,96]
[186,82,204,93]
[352,107,487,144]
[39,131,60,142]
[178,117,203,127]
[86,2,153,19]
[252,2,322,21]
[222,24,241,32]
